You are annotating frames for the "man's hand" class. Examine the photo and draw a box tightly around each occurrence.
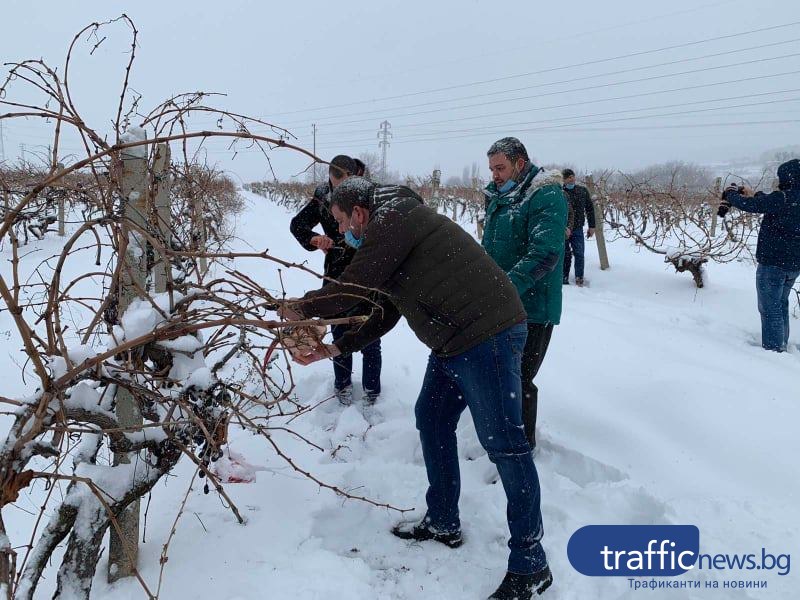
[278,300,303,321]
[310,235,334,251]
[565,227,572,239]
[586,227,595,239]
[292,343,341,366]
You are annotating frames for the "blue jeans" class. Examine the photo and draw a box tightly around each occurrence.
[331,324,382,394]
[756,264,800,352]
[415,323,547,575]
[564,227,586,279]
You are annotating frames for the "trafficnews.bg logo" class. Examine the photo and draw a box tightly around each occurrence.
[567,525,790,577]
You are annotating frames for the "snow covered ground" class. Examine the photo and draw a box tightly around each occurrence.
[2,190,798,599]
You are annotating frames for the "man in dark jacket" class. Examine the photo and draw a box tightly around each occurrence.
[482,138,567,449]
[281,178,553,599]
[561,168,595,286]
[720,158,800,352]
[289,155,382,404]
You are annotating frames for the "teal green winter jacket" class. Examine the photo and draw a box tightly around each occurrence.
[482,164,568,325]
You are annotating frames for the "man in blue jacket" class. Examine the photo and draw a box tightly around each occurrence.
[720,158,800,352]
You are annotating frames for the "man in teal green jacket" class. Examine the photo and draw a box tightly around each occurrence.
[483,137,568,449]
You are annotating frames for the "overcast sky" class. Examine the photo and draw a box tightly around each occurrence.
[1,0,798,183]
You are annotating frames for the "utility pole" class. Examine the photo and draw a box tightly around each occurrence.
[0,120,5,163]
[312,123,318,183]
[19,143,26,162]
[377,120,392,183]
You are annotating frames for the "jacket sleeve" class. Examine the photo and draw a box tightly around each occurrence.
[584,188,596,228]
[566,195,575,231]
[334,299,401,355]
[290,196,322,251]
[298,207,415,318]
[507,186,568,297]
[725,189,788,214]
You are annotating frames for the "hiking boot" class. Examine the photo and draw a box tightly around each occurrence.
[335,385,353,406]
[363,391,379,405]
[562,277,569,285]
[391,515,463,548]
[575,277,585,287]
[488,567,553,599]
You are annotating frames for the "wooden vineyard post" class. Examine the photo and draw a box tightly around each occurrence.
[431,169,441,209]
[56,163,66,237]
[473,176,484,239]
[710,177,721,237]
[108,137,148,583]
[585,174,610,270]
[152,143,172,294]
[193,190,208,277]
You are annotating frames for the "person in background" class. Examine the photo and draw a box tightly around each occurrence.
[719,158,800,352]
[561,168,595,286]
[289,155,383,404]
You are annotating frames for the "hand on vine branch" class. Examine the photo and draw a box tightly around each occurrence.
[278,300,304,321]
[292,343,341,366]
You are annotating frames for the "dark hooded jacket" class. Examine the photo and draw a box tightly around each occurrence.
[724,159,800,270]
[290,182,356,279]
[563,183,596,230]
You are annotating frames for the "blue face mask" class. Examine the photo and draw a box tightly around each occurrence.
[498,179,517,193]
[565,183,575,190]
[344,230,363,249]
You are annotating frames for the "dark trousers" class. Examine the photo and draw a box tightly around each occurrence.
[331,324,382,394]
[521,323,554,448]
[564,227,586,279]
[415,324,547,575]
[756,264,800,351]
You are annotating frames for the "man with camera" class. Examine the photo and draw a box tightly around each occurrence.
[719,158,800,352]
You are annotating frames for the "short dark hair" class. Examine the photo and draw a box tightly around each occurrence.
[329,154,356,180]
[487,137,529,163]
[562,168,575,179]
[330,177,376,215]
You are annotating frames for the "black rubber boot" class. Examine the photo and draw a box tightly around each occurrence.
[390,515,463,549]
[488,567,553,599]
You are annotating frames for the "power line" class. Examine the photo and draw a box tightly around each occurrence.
[311,120,800,151]
[334,0,742,89]
[289,86,800,143]
[311,97,800,148]
[290,69,800,146]
[275,40,800,128]
[256,19,800,120]
[288,52,800,129]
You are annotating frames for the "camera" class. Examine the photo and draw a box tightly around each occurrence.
[717,184,743,218]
